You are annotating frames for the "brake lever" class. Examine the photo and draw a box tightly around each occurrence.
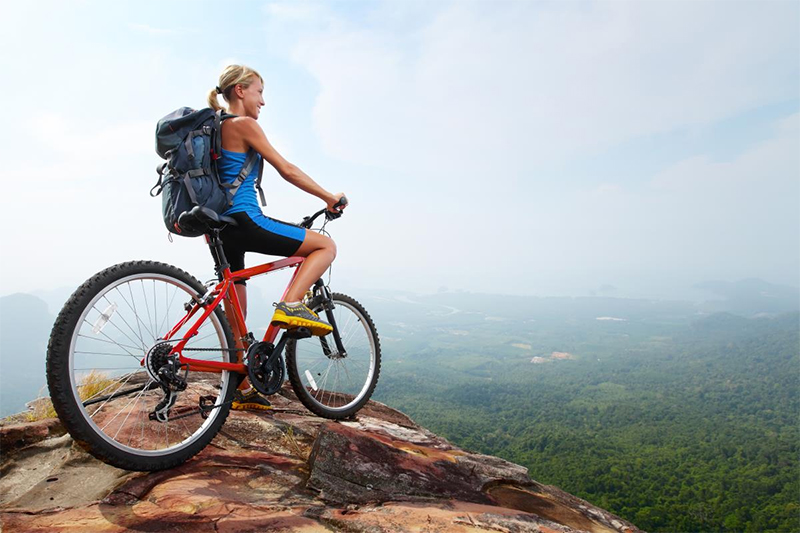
[324,195,348,220]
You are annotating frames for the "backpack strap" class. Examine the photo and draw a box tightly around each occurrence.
[183,173,199,204]
[255,156,266,206]
[214,110,267,207]
[213,110,225,157]
[181,169,209,205]
[222,149,266,206]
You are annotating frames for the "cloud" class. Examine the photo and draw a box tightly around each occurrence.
[269,0,799,181]
[127,23,193,36]
[560,113,800,284]
[0,1,796,298]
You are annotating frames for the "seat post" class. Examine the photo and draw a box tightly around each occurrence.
[205,230,230,281]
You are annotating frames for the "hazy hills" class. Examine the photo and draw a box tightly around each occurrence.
[0,277,797,418]
[0,293,53,418]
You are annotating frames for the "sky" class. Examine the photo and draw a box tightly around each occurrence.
[0,0,798,301]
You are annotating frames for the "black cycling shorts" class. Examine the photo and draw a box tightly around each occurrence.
[220,211,306,285]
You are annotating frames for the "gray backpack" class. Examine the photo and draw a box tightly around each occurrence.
[150,107,265,237]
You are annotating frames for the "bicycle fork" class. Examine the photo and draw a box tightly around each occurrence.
[311,279,347,358]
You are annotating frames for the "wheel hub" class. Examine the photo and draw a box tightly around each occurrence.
[145,342,174,382]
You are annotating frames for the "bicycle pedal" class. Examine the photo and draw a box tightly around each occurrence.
[199,395,217,418]
[287,327,313,339]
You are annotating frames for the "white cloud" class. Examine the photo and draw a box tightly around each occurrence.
[271,0,798,181]
[127,23,194,36]
[560,113,800,285]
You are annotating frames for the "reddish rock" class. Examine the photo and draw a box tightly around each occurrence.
[0,418,65,452]
[0,382,643,533]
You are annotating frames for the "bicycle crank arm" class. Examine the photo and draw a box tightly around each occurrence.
[247,328,313,396]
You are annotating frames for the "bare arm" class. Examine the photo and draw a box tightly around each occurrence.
[236,118,344,211]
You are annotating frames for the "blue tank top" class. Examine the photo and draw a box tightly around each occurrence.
[218,148,263,217]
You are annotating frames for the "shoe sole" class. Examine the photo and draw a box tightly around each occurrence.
[231,402,272,411]
[271,312,332,336]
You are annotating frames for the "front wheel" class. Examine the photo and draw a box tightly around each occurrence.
[285,293,381,419]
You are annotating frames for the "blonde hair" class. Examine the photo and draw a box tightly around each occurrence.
[208,65,263,112]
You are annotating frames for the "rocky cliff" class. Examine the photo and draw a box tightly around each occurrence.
[1,384,642,533]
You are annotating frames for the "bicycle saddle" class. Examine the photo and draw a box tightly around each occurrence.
[177,206,238,235]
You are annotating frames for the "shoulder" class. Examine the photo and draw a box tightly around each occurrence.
[224,116,261,134]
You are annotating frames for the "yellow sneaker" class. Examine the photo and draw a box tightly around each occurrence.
[231,389,272,411]
[270,301,333,336]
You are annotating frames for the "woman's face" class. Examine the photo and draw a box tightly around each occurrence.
[236,77,265,119]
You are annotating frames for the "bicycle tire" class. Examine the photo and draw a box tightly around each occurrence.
[46,260,237,471]
[285,293,381,419]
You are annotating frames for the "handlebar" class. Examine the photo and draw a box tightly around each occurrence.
[299,195,348,229]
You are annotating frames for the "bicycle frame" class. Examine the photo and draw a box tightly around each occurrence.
[162,253,306,375]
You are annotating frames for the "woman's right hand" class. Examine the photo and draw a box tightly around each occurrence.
[327,193,348,213]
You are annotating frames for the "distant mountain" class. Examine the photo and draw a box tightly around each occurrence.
[694,278,800,316]
[0,293,53,417]
[30,286,75,315]
[689,310,800,341]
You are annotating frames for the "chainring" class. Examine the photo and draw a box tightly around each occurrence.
[246,341,284,396]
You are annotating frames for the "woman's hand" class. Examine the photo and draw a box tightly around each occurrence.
[327,193,348,213]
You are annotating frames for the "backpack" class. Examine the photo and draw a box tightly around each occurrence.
[150,107,266,237]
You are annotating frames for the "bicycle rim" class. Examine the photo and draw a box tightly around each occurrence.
[67,273,231,456]
[288,298,377,413]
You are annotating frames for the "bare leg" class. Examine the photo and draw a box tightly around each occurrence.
[284,230,337,302]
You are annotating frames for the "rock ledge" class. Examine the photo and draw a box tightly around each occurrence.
[1,385,642,533]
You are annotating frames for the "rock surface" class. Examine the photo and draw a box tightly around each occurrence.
[1,384,642,532]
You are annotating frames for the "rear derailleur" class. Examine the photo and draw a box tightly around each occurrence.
[146,342,188,423]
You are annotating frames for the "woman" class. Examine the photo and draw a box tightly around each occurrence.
[209,65,345,410]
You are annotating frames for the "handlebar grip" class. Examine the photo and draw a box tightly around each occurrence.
[333,195,348,210]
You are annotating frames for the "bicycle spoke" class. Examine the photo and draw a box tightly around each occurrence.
[341,360,355,390]
[158,283,180,335]
[79,376,133,405]
[105,291,149,349]
[75,350,143,357]
[77,334,141,352]
[91,371,138,419]
[112,384,149,440]
[190,329,219,345]
[92,304,148,354]
[139,280,157,344]
[126,283,154,345]
[152,280,159,341]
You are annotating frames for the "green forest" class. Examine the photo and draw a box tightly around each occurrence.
[368,296,799,533]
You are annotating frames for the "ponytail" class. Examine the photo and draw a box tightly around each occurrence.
[208,87,224,111]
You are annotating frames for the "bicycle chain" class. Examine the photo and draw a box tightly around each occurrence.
[182,347,245,352]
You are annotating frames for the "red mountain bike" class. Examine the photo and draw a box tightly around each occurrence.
[46,203,380,471]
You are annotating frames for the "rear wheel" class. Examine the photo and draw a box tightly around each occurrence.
[46,261,237,471]
[285,293,381,419]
